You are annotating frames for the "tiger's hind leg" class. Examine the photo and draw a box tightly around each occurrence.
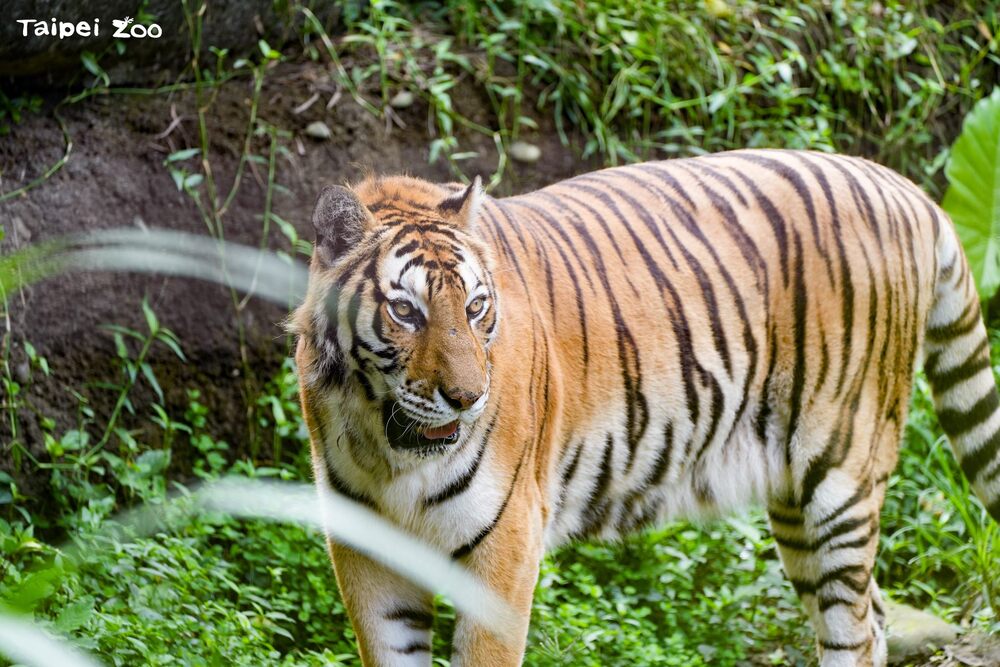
[768,444,894,667]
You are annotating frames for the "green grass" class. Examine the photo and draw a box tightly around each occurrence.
[317,0,998,195]
[1,354,996,666]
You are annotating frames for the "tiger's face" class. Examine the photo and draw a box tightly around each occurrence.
[375,214,497,454]
[301,176,498,458]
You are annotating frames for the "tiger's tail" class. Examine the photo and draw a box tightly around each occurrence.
[924,216,1000,522]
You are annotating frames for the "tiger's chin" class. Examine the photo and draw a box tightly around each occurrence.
[381,400,462,457]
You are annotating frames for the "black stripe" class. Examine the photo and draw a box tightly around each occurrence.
[816,480,871,527]
[801,400,857,509]
[818,596,857,612]
[316,285,347,387]
[691,374,727,473]
[424,413,496,507]
[591,435,615,505]
[925,339,990,394]
[817,564,870,594]
[575,435,615,537]
[729,169,789,287]
[789,563,869,597]
[987,496,1000,522]
[889,186,926,391]
[873,183,917,416]
[788,229,809,449]
[755,334,779,443]
[684,160,747,206]
[871,592,885,617]
[451,435,529,560]
[308,408,377,509]
[394,642,431,654]
[767,506,803,526]
[554,440,584,518]
[552,180,713,454]
[481,204,533,297]
[985,458,1000,484]
[852,234,883,405]
[557,182,644,279]
[927,299,980,342]
[813,154,884,396]
[385,608,433,630]
[323,454,375,509]
[626,170,762,423]
[938,389,999,437]
[394,239,420,256]
[561,441,584,488]
[352,370,376,402]
[772,514,873,551]
[647,420,674,489]
[815,324,830,393]
[826,522,879,552]
[819,639,866,651]
[958,422,1000,482]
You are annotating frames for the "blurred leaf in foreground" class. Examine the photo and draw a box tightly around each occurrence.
[0,609,104,667]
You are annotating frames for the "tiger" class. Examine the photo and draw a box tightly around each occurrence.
[289,149,1000,667]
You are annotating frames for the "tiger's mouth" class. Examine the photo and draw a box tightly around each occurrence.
[382,400,461,453]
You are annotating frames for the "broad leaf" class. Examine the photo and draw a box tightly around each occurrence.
[943,87,1000,300]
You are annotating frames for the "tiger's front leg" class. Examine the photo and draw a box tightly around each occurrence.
[450,492,544,667]
[330,541,435,667]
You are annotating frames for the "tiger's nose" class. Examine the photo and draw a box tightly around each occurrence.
[440,387,484,411]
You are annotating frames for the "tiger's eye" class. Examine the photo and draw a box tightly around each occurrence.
[467,297,485,317]
[391,300,414,319]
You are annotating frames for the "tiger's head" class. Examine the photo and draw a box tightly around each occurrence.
[296,175,499,458]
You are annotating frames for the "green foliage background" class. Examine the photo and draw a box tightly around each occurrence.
[1,1,999,665]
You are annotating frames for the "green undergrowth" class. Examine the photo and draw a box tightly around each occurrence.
[322,0,999,194]
[1,349,997,666]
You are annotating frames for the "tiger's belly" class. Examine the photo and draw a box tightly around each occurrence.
[544,405,786,549]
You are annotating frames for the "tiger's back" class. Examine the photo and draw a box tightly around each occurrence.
[481,150,942,549]
[294,149,999,667]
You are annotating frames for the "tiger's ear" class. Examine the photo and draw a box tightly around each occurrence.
[438,176,483,230]
[311,185,372,266]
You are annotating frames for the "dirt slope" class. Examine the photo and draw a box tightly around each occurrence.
[0,60,593,513]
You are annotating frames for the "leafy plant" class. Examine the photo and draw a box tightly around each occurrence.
[943,87,1000,300]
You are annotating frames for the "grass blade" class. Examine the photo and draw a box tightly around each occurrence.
[0,611,104,667]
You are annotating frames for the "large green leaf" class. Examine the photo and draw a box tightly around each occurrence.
[943,87,1000,300]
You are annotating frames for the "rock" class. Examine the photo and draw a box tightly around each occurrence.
[12,216,31,244]
[885,600,959,663]
[14,360,30,385]
[389,90,415,109]
[945,633,1000,666]
[304,121,332,140]
[509,140,541,164]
